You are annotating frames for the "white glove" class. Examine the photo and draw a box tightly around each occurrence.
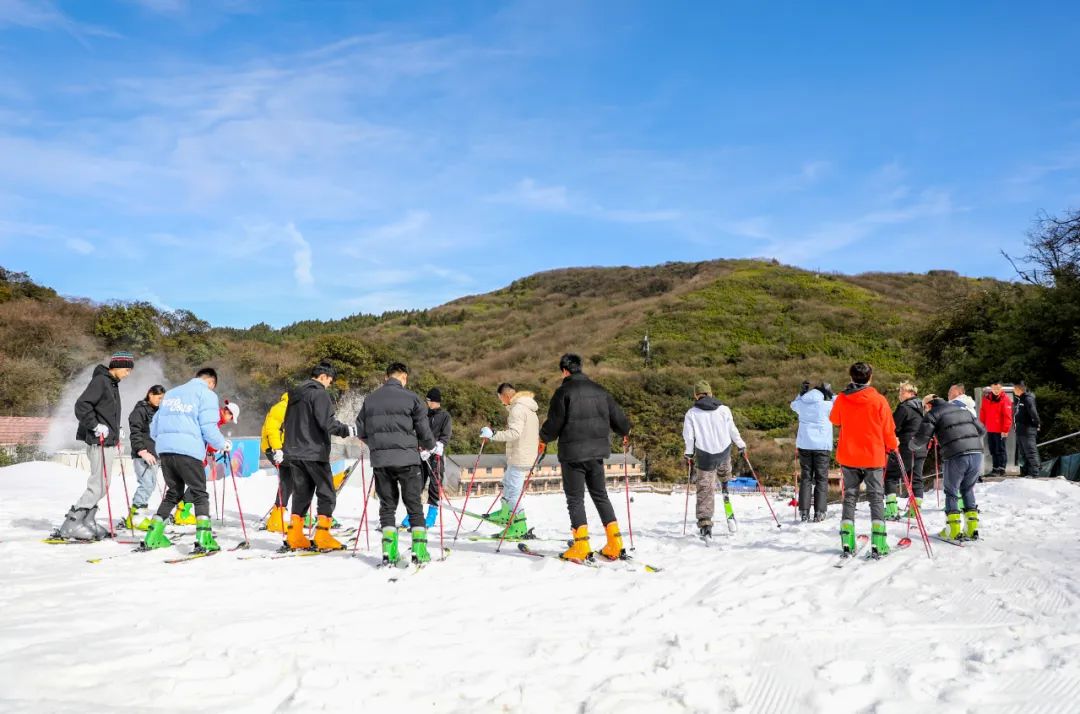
[119,427,127,442]
[93,424,110,439]
[419,449,432,462]
[138,450,157,466]
[480,426,494,439]
[348,424,357,438]
[272,449,284,466]
[434,441,444,456]
[222,439,233,452]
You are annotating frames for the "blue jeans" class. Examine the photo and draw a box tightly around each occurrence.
[502,466,529,512]
[132,457,160,507]
[943,453,981,512]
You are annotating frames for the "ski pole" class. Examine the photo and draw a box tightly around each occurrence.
[225,450,250,548]
[682,458,692,536]
[211,456,220,523]
[790,446,800,521]
[99,435,116,539]
[115,443,135,537]
[743,451,781,528]
[934,440,941,508]
[452,438,489,543]
[893,450,933,559]
[433,455,446,560]
[353,462,377,554]
[622,438,635,551]
[472,488,504,533]
[495,443,545,553]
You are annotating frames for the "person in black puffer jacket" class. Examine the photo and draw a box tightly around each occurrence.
[356,362,436,565]
[126,384,166,530]
[884,383,929,520]
[539,353,631,562]
[910,396,987,541]
[282,361,355,552]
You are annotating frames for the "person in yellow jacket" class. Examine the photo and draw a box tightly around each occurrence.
[261,392,290,533]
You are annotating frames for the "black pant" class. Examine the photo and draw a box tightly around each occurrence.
[423,457,445,504]
[267,449,294,508]
[1016,428,1040,476]
[885,448,928,498]
[288,460,337,518]
[987,433,1008,471]
[561,459,616,530]
[797,449,830,516]
[375,464,424,529]
[156,454,209,519]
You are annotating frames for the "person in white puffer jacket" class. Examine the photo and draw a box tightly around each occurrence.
[479,382,540,539]
[683,380,745,538]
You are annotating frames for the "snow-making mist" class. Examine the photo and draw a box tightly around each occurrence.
[43,358,168,453]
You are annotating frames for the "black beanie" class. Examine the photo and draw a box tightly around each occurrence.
[426,387,442,403]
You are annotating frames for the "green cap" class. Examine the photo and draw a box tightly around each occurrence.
[693,380,712,396]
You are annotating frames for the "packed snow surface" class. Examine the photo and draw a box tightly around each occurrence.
[1,461,1079,713]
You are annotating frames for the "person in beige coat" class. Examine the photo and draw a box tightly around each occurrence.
[479,382,540,538]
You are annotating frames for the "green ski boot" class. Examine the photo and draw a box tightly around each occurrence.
[381,526,400,566]
[142,516,172,550]
[963,508,980,541]
[194,516,220,553]
[839,519,856,554]
[173,501,196,526]
[124,505,153,531]
[903,497,923,518]
[502,512,530,540]
[939,511,963,541]
[884,494,900,521]
[871,520,890,558]
[411,527,430,564]
[484,502,512,525]
[723,493,737,532]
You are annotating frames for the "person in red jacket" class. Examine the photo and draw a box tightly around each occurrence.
[829,362,899,558]
[979,381,1012,476]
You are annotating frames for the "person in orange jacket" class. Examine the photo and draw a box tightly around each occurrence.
[829,362,899,558]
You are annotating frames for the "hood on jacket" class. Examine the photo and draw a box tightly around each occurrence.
[94,363,119,384]
[842,383,875,399]
[692,395,723,411]
[511,391,538,411]
[796,389,825,405]
[292,379,324,399]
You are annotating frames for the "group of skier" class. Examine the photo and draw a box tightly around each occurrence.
[49,349,1042,563]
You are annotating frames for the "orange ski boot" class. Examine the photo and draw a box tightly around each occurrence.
[599,521,625,560]
[561,525,591,561]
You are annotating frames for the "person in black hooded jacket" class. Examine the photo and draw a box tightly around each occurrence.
[1013,381,1041,477]
[281,361,355,551]
[539,353,631,562]
[402,387,452,529]
[53,352,135,541]
[125,384,166,530]
[884,383,929,520]
[910,396,987,541]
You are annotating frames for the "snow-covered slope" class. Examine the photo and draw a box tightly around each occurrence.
[1,461,1078,713]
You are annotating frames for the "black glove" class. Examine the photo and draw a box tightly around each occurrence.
[799,381,811,396]
[817,383,834,400]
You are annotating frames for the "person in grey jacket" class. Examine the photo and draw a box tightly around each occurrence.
[355,362,436,565]
[790,381,835,522]
[910,396,987,541]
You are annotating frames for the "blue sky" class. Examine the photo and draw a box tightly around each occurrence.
[1,0,1078,327]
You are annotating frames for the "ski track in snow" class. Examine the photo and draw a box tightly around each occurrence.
[1,462,1079,713]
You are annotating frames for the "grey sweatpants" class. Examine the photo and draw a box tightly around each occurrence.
[840,466,884,522]
[75,442,112,509]
[695,455,733,525]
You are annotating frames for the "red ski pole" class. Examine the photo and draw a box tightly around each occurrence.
[452,438,488,542]
[225,450,250,548]
[99,435,116,539]
[893,450,933,559]
[496,443,545,553]
[353,458,377,554]
[622,438,635,550]
[211,456,220,523]
[472,489,504,533]
[743,452,781,528]
[115,444,135,537]
[433,455,446,560]
[682,458,693,536]
[790,446,800,521]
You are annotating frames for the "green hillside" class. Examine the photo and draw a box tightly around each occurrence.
[0,260,1001,482]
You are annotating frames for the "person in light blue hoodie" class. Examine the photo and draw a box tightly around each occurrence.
[790,381,835,522]
[142,367,230,553]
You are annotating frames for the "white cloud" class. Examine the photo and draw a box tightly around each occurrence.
[495,177,680,224]
[0,0,118,42]
[64,237,94,255]
[286,223,313,287]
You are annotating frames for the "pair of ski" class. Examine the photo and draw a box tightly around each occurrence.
[517,543,662,573]
[833,535,912,568]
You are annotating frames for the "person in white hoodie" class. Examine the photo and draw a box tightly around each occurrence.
[790,381,835,522]
[479,382,540,539]
[683,380,745,538]
[948,384,977,417]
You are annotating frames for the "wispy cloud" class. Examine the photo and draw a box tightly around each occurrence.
[495,177,681,224]
[65,237,94,255]
[0,0,119,43]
